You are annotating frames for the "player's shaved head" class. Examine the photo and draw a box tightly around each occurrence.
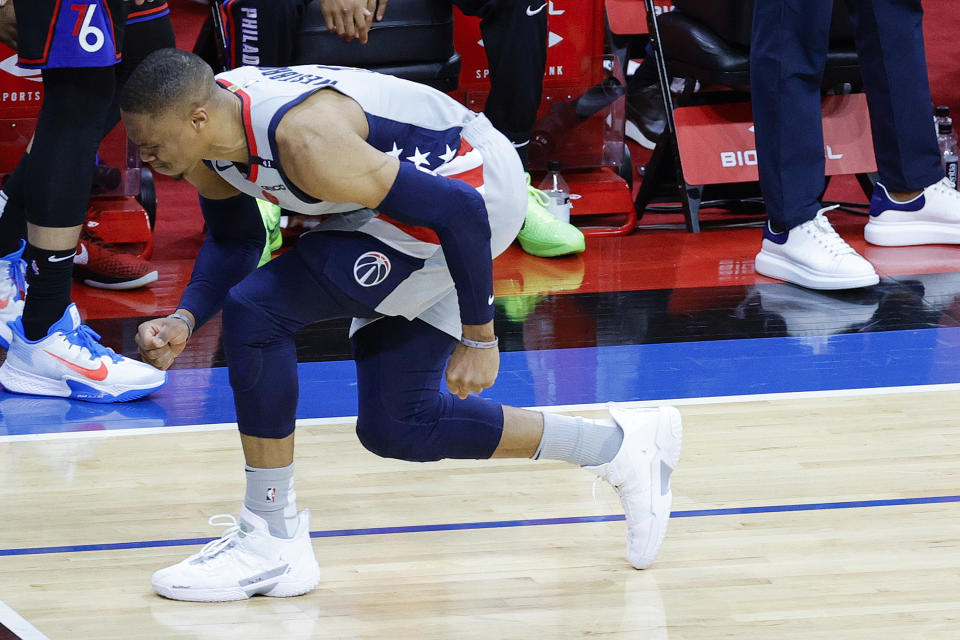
[120,48,216,117]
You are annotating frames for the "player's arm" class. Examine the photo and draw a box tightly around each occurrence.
[136,163,264,369]
[279,93,498,397]
[278,93,496,335]
[177,162,267,331]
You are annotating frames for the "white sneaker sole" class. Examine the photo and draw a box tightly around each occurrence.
[609,405,683,570]
[755,250,879,290]
[152,564,321,603]
[864,219,960,246]
[0,360,165,402]
[81,270,159,291]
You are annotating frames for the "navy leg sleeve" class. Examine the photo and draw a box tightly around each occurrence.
[750,0,833,230]
[352,316,504,462]
[846,0,942,191]
[222,236,374,439]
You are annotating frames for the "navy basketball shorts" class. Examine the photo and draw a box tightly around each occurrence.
[14,0,127,69]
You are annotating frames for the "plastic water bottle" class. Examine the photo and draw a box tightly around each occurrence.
[935,105,952,136]
[937,121,959,188]
[537,160,572,223]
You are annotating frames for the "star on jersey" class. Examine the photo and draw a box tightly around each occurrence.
[438,144,457,164]
[386,142,404,158]
[406,147,431,167]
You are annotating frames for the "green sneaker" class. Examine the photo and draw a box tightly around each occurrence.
[516,174,585,257]
[256,199,283,267]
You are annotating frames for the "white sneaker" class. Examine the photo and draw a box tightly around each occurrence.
[0,240,27,350]
[865,177,960,246]
[586,405,683,570]
[0,303,166,402]
[152,508,321,602]
[754,208,879,290]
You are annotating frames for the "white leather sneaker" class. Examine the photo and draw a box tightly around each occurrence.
[865,177,960,246]
[755,208,879,290]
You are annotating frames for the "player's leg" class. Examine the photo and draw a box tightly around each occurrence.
[854,0,960,246]
[452,0,584,258]
[452,0,546,165]
[352,315,683,569]
[0,0,165,401]
[150,232,376,602]
[221,0,307,68]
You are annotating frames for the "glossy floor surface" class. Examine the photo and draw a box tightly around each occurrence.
[1,1,959,638]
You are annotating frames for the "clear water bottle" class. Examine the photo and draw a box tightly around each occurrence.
[937,121,959,189]
[537,160,572,223]
[935,105,952,136]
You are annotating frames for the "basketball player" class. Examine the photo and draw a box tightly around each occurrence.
[121,49,682,602]
[0,0,167,401]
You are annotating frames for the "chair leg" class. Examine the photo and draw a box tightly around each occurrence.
[680,182,703,233]
[856,172,878,200]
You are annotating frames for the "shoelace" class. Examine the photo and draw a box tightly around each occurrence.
[932,177,960,201]
[66,324,124,364]
[525,174,551,208]
[807,208,855,256]
[197,514,244,559]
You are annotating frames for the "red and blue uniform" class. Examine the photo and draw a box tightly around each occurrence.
[182,65,526,461]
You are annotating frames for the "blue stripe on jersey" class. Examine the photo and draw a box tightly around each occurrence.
[266,92,324,204]
[365,114,464,173]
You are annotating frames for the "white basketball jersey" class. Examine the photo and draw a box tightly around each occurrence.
[207,65,526,339]
[210,66,475,196]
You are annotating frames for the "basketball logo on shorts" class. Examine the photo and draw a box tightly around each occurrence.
[353,251,391,287]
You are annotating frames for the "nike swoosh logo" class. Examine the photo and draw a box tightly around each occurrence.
[44,351,109,381]
[48,252,77,263]
[526,3,547,15]
[488,294,495,305]
[74,244,89,266]
[214,161,234,171]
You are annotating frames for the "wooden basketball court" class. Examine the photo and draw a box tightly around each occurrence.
[3,387,958,639]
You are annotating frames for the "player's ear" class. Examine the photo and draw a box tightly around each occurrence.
[190,106,209,132]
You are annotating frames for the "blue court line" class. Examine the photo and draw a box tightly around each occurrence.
[3,494,956,557]
[5,326,960,435]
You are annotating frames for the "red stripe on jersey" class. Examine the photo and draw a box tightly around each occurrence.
[456,139,474,156]
[216,78,260,182]
[447,164,484,188]
[100,0,121,60]
[376,214,441,245]
[20,0,64,66]
[127,3,169,20]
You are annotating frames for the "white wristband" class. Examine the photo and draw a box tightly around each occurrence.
[460,336,498,349]
[167,312,194,338]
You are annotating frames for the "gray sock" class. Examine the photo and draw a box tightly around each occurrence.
[243,462,299,538]
[533,413,624,466]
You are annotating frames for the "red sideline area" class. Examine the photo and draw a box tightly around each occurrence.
[69,0,960,320]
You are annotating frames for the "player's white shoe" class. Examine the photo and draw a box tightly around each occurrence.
[152,508,321,602]
[586,405,683,569]
[0,303,166,402]
[0,240,27,350]
[865,177,960,246]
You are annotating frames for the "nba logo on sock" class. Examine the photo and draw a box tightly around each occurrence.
[353,251,391,287]
[265,487,276,502]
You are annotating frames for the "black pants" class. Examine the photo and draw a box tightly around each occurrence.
[211,0,547,153]
[453,0,547,150]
